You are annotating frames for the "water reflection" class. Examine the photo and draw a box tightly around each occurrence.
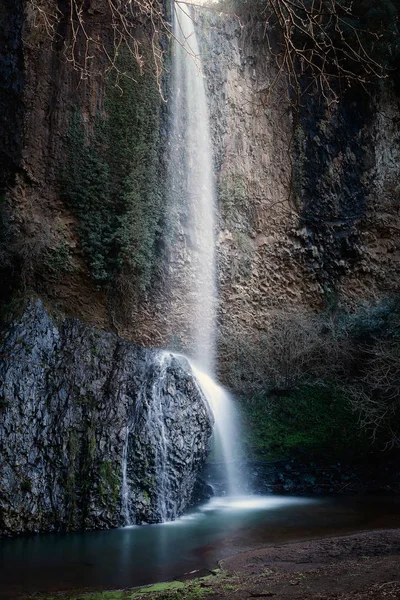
[1,495,399,599]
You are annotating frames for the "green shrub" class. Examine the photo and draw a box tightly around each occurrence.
[44,224,73,276]
[242,384,367,459]
[230,297,400,457]
[61,52,163,294]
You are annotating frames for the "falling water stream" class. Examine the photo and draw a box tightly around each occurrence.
[190,363,243,495]
[2,6,399,600]
[168,0,243,497]
[169,0,216,375]
[121,0,244,526]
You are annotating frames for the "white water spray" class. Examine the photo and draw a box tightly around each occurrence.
[121,422,132,525]
[169,1,244,496]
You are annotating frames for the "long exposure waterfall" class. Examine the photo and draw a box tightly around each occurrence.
[168,1,243,496]
[121,351,213,526]
[168,0,216,374]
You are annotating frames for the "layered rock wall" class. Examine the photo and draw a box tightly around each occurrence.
[0,4,399,387]
[196,11,400,310]
[192,9,400,385]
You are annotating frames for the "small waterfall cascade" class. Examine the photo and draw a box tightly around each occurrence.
[121,422,132,525]
[121,352,213,525]
[168,1,244,496]
[121,353,171,525]
[189,363,243,496]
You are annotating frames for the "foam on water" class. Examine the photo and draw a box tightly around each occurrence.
[201,495,318,512]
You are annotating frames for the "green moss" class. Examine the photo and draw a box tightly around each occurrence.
[75,392,97,409]
[22,570,225,599]
[136,582,185,594]
[34,581,208,600]
[44,224,73,277]
[131,579,212,599]
[68,430,79,460]
[88,429,96,460]
[99,460,120,505]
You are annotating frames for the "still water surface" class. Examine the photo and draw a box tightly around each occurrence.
[1,495,400,598]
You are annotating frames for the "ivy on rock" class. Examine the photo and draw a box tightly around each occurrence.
[61,53,163,295]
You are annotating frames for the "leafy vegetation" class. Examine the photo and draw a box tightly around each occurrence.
[242,384,367,459]
[221,296,400,457]
[61,52,163,296]
[44,224,73,277]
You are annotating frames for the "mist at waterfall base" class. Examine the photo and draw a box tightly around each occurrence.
[2,496,400,599]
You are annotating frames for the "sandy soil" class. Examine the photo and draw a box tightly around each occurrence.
[203,529,400,599]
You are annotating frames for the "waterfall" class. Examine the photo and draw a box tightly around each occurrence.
[121,351,213,526]
[122,3,245,525]
[189,363,242,496]
[168,0,216,373]
[168,1,243,496]
[121,353,172,525]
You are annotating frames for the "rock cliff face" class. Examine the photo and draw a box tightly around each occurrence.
[0,301,212,536]
[0,6,399,382]
[193,10,400,381]
[108,9,399,371]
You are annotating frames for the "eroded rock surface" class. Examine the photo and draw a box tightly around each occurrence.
[0,300,212,536]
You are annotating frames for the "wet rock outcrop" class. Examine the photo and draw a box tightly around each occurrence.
[0,300,212,536]
[124,352,214,524]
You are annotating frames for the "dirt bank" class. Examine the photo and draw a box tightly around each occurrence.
[216,529,400,599]
[24,528,400,599]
